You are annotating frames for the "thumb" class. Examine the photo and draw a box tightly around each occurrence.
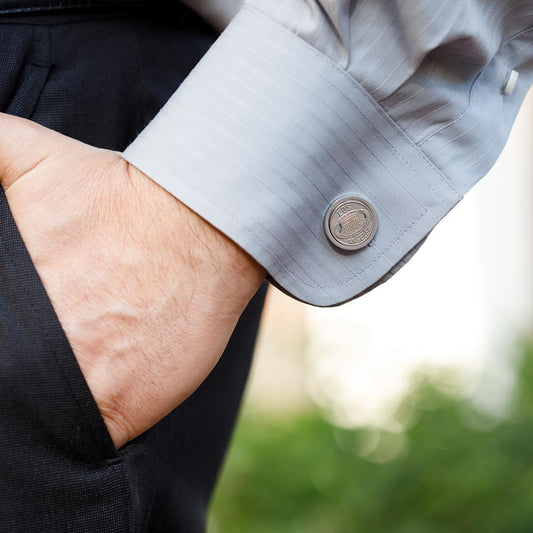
[0,113,72,190]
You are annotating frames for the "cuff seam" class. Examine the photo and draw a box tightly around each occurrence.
[124,141,436,294]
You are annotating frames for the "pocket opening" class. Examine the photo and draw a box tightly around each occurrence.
[0,186,119,461]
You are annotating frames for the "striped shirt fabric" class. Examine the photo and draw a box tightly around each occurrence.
[123,0,533,306]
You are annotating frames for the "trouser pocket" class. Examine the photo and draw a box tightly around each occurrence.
[0,187,131,531]
[0,20,118,460]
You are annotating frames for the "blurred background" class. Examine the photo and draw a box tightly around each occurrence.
[208,88,533,533]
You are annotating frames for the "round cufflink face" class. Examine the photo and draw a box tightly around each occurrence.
[324,196,378,250]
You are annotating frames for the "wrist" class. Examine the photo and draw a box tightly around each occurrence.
[125,159,266,312]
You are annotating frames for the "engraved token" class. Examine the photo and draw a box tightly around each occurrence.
[324,196,378,250]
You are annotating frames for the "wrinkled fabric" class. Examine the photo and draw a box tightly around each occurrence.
[124,0,533,305]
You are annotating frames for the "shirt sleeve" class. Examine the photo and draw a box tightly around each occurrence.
[122,0,533,307]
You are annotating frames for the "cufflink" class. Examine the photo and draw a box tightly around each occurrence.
[324,195,378,251]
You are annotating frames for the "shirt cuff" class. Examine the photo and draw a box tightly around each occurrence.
[122,5,462,307]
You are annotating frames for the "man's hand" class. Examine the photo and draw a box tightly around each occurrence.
[0,113,266,449]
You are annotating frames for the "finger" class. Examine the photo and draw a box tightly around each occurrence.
[0,113,70,189]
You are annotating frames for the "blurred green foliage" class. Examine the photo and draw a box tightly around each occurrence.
[208,341,533,533]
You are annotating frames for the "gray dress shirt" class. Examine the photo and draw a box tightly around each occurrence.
[123,0,533,306]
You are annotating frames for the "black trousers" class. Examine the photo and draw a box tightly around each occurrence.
[0,6,266,532]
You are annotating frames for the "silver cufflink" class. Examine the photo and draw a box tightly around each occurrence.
[324,195,378,251]
[503,70,519,96]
